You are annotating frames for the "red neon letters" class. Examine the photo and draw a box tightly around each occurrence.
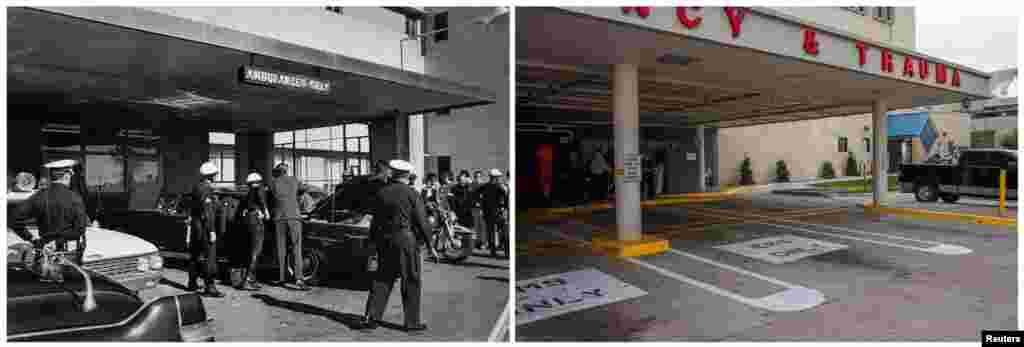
[803,28,820,55]
[723,7,747,38]
[622,6,652,18]
[855,41,868,66]
[675,7,702,28]
[952,68,961,87]
[880,48,894,73]
[935,63,948,84]
[918,59,930,80]
[902,55,915,77]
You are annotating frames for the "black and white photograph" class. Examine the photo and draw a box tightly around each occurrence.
[6,6,510,342]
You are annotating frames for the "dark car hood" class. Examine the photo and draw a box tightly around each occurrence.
[7,265,143,336]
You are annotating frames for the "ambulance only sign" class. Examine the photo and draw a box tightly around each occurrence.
[516,268,647,325]
[714,235,848,264]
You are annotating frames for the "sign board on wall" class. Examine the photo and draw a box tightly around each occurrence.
[620,153,642,183]
[239,65,332,94]
[516,268,648,325]
[714,234,848,264]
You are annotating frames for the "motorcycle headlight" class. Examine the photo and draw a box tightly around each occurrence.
[428,216,436,225]
[137,257,150,272]
[150,254,164,270]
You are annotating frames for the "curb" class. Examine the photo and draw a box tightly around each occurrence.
[862,203,1017,227]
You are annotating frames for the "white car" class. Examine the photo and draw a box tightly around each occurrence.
[7,191,164,292]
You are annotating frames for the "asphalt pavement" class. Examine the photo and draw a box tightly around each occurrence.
[141,250,510,341]
[515,193,1017,341]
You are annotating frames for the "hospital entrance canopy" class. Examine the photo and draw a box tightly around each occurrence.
[517,7,992,128]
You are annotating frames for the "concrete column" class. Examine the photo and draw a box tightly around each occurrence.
[237,131,273,184]
[697,125,706,192]
[872,99,888,207]
[613,64,642,242]
[395,113,410,161]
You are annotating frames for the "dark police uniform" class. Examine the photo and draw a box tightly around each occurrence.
[8,182,90,265]
[477,180,509,256]
[240,183,269,289]
[187,178,224,296]
[363,178,432,330]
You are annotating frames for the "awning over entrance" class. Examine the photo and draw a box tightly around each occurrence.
[8,7,495,132]
[517,7,992,128]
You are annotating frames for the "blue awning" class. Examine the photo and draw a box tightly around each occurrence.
[887,111,930,137]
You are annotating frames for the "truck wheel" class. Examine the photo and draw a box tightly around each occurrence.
[940,194,960,203]
[914,183,939,202]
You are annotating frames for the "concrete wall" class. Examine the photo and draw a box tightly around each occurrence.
[928,111,972,148]
[422,7,509,173]
[719,110,971,184]
[772,7,915,49]
[141,7,425,72]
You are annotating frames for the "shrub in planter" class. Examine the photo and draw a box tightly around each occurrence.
[845,152,860,177]
[819,161,836,179]
[775,160,790,183]
[739,156,755,186]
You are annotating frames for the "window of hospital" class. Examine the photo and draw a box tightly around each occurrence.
[273,123,371,191]
[433,12,448,42]
[865,138,872,153]
[209,132,236,184]
[838,137,849,153]
[873,7,894,23]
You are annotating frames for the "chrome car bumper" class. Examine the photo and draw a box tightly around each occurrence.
[180,319,216,342]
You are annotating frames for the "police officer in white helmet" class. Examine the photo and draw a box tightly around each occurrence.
[357,160,437,332]
[187,162,225,297]
[238,172,270,290]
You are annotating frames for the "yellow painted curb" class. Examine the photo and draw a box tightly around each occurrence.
[863,204,1017,227]
[591,234,670,257]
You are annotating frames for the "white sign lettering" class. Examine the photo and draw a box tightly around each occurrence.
[714,234,848,264]
[516,268,647,325]
[240,66,332,93]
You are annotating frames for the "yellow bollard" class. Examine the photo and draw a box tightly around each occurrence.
[999,169,1007,216]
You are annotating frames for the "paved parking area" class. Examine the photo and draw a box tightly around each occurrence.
[141,251,509,342]
[515,193,1016,341]
[834,192,1017,218]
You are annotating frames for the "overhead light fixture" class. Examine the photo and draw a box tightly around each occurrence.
[144,91,232,110]
[656,53,699,66]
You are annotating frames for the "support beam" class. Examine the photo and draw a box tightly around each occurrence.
[871,98,888,207]
[613,64,642,242]
[697,125,706,193]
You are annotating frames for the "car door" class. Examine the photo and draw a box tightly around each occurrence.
[967,152,1000,197]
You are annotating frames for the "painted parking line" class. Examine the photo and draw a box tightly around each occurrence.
[686,207,971,255]
[659,207,852,235]
[535,223,827,312]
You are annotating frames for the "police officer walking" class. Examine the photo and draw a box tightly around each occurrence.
[187,162,224,297]
[357,160,436,332]
[8,160,90,265]
[238,172,271,291]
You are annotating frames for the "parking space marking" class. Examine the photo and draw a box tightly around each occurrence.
[687,207,972,255]
[535,224,827,312]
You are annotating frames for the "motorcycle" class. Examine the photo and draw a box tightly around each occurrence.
[427,205,476,263]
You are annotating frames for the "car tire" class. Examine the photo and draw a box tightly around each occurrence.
[914,182,939,202]
[940,194,960,203]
